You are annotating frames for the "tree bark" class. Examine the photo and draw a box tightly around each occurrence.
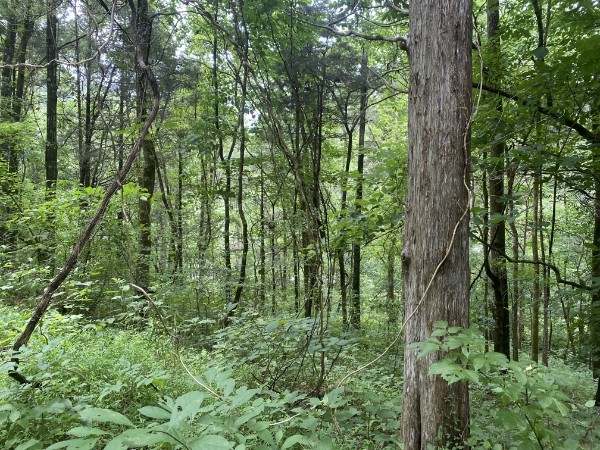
[232,62,249,317]
[387,236,397,326]
[486,0,510,359]
[401,1,472,448]
[591,145,600,384]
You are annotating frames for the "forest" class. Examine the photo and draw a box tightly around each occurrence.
[0,0,599,448]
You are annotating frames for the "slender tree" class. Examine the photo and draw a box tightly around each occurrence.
[350,47,367,329]
[486,0,510,359]
[135,0,156,289]
[45,0,58,193]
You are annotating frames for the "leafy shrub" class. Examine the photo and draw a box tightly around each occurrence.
[413,322,599,449]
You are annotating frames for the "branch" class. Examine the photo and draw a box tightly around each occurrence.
[308,19,408,49]
[476,82,598,144]
[471,233,591,291]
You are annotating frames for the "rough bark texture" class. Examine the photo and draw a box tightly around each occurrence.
[401,1,472,448]
[137,139,156,288]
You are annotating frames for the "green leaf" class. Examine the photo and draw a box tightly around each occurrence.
[67,426,110,437]
[104,429,166,449]
[538,395,553,409]
[414,341,440,358]
[429,360,460,378]
[14,439,41,450]
[249,421,270,432]
[79,407,134,427]
[230,387,260,408]
[584,400,596,408]
[138,406,171,420]
[257,428,275,446]
[281,434,312,449]
[46,438,98,450]
[323,387,348,408]
[298,416,318,431]
[188,435,234,449]
[472,354,487,371]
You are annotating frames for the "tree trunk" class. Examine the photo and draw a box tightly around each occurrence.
[350,47,367,330]
[43,1,59,271]
[486,0,510,359]
[338,115,354,330]
[135,0,155,289]
[591,144,600,385]
[45,3,58,192]
[271,203,276,314]
[259,175,266,309]
[137,139,156,288]
[387,236,397,326]
[232,56,249,316]
[401,1,472,448]
[531,169,541,363]
[508,167,520,361]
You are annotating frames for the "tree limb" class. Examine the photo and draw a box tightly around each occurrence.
[472,232,591,291]
[476,82,598,144]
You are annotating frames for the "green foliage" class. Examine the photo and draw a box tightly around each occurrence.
[414,322,599,449]
[210,312,359,393]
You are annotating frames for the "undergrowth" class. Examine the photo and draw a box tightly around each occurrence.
[1,304,598,449]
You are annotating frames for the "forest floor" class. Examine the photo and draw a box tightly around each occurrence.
[1,303,598,449]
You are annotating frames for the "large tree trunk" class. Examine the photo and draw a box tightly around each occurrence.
[338,117,354,330]
[232,58,249,316]
[401,1,472,448]
[43,1,59,271]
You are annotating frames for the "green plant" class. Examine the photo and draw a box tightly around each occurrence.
[413,322,599,449]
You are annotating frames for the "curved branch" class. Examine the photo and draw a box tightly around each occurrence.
[472,233,591,291]
[476,82,598,143]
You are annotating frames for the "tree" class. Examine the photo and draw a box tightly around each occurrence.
[485,0,510,360]
[401,0,472,448]
[135,0,156,290]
